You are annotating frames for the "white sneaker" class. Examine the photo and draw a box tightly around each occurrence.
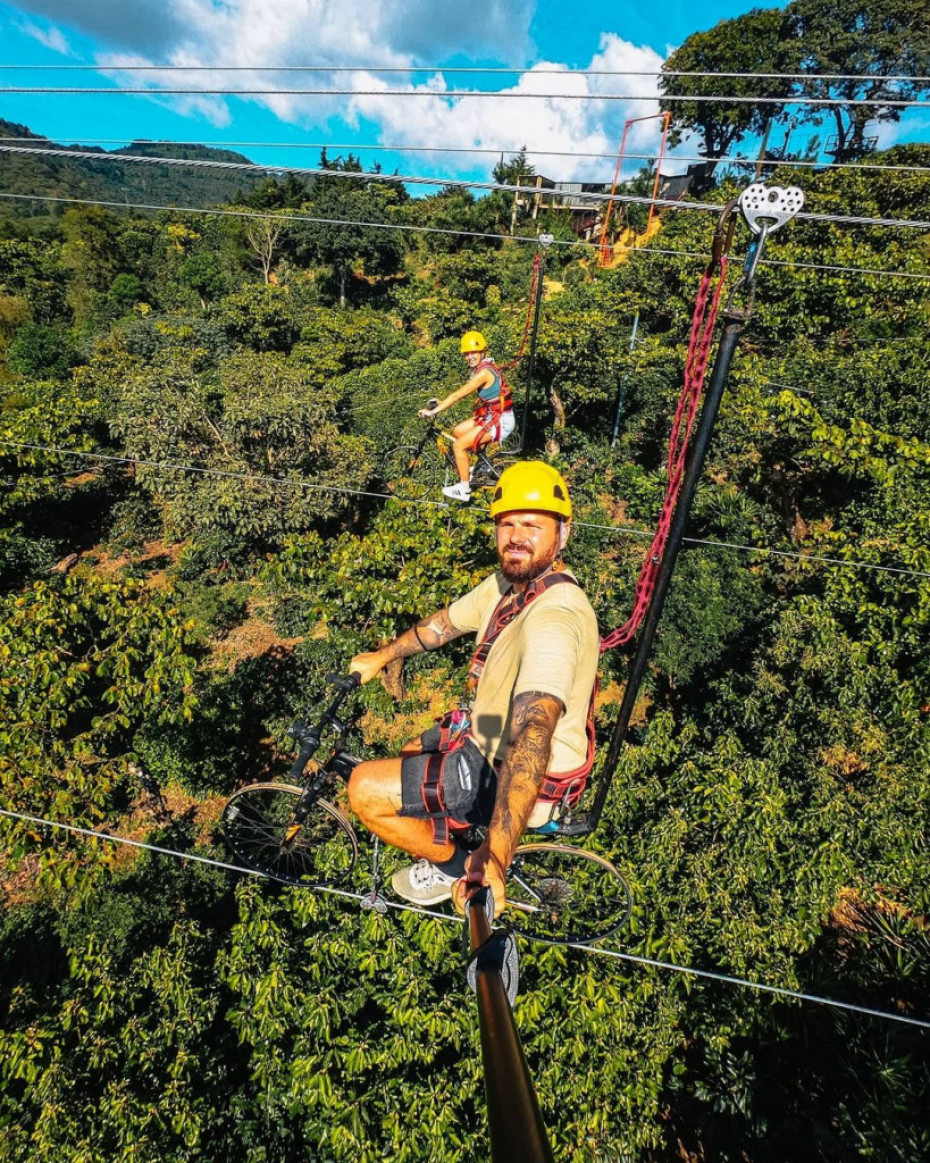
[391,859,458,905]
[442,481,472,502]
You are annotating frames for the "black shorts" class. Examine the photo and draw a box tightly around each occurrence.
[400,733,498,830]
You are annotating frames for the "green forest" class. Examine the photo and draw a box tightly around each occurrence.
[1,5,929,1158]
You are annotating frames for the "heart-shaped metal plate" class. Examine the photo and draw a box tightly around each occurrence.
[739,183,804,234]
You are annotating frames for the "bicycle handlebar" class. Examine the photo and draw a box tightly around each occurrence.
[288,673,361,776]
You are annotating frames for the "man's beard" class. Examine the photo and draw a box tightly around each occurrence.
[499,544,558,584]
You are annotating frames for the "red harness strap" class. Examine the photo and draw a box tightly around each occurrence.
[467,572,578,690]
[421,752,450,845]
[470,358,513,449]
[538,679,598,808]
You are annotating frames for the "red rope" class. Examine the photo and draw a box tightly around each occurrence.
[501,251,541,371]
[600,255,729,652]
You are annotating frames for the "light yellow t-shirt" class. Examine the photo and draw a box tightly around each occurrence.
[448,569,600,773]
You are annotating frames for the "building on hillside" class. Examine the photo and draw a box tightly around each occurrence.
[513,169,695,241]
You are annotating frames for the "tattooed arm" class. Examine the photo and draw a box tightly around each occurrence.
[452,691,564,914]
[349,608,464,684]
[486,691,564,871]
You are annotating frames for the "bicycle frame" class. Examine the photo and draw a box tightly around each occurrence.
[398,404,514,485]
[285,673,361,820]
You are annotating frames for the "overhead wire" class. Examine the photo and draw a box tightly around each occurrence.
[4,143,930,233]
[3,190,929,284]
[4,84,929,108]
[4,136,930,178]
[3,439,929,583]
[1,189,929,293]
[1,805,927,1031]
[0,439,447,509]
[4,65,930,82]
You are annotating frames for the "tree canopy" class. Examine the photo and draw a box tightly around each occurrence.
[0,69,928,1163]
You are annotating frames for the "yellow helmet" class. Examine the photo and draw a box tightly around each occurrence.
[490,461,572,521]
[460,330,488,353]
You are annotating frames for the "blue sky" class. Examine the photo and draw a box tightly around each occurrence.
[0,0,924,192]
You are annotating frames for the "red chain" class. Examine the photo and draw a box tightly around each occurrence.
[501,251,541,371]
[600,255,729,652]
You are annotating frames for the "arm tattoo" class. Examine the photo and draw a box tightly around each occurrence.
[380,608,462,664]
[419,609,460,647]
[489,692,564,868]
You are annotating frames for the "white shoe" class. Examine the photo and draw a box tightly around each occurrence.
[442,481,472,502]
[391,859,458,905]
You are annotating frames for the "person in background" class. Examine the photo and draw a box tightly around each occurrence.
[418,330,515,503]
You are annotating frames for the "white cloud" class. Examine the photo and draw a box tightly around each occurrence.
[27,0,534,139]
[349,33,667,185]
[18,18,74,56]
[10,1,677,185]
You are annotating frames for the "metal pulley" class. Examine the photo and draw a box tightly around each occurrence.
[737,182,805,283]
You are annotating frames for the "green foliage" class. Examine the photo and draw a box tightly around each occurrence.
[218,283,301,352]
[295,167,406,306]
[660,8,797,166]
[109,349,373,549]
[0,573,198,862]
[179,252,227,309]
[107,272,145,316]
[299,305,413,371]
[7,322,79,379]
[0,237,69,323]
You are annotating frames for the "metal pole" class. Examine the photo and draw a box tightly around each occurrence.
[468,893,554,1163]
[583,313,746,833]
[518,239,549,453]
[610,311,640,448]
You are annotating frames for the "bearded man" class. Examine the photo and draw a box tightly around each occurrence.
[348,462,599,912]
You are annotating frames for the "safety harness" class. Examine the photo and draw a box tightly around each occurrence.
[422,571,597,843]
[471,357,514,448]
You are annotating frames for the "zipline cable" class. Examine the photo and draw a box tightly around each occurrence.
[4,136,930,178]
[4,65,930,82]
[4,85,929,108]
[2,192,929,283]
[0,440,447,508]
[2,439,929,582]
[0,807,455,923]
[0,806,927,1032]
[4,143,930,231]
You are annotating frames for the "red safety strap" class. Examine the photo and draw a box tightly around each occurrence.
[467,572,579,689]
[600,250,730,652]
[501,251,541,372]
[421,751,450,845]
[538,678,598,804]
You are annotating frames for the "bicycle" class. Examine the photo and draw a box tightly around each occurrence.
[222,675,632,945]
[380,399,520,501]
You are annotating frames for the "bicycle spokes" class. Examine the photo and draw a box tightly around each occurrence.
[507,844,632,945]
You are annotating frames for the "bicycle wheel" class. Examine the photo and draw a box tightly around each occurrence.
[507,843,632,945]
[223,783,358,888]
[380,446,449,501]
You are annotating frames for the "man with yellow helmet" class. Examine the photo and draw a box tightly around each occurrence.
[348,462,599,911]
[418,329,515,502]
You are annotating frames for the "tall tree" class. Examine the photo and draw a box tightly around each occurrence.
[659,8,798,180]
[295,157,404,307]
[783,0,930,157]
